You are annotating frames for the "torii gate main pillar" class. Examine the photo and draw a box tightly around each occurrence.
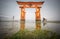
[17,1,44,30]
[21,7,25,21]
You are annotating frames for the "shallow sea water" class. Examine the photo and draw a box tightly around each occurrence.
[0,21,60,39]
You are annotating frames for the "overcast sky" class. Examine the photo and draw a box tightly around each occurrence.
[0,0,60,21]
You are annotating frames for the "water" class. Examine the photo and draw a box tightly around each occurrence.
[0,21,60,39]
[25,20,35,30]
[0,21,20,39]
[41,22,60,34]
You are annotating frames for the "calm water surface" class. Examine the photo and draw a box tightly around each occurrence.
[0,21,60,39]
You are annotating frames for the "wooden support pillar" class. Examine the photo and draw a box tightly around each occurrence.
[20,7,25,30]
[20,21,25,30]
[36,21,41,30]
[36,7,41,21]
[35,7,41,30]
[21,7,25,21]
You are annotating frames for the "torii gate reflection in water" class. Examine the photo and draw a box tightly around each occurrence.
[17,1,44,30]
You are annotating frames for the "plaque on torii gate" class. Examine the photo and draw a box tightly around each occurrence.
[17,1,44,30]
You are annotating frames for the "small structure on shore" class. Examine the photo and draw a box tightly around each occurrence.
[43,17,47,26]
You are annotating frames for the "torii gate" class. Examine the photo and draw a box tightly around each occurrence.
[17,1,44,30]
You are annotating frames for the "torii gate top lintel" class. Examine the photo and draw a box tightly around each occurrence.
[17,1,44,5]
[17,1,44,8]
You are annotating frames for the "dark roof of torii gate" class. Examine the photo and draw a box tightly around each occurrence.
[16,1,44,5]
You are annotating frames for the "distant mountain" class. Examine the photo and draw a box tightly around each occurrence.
[0,16,20,22]
[0,16,12,21]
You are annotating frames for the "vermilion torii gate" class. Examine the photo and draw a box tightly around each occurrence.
[17,1,44,30]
